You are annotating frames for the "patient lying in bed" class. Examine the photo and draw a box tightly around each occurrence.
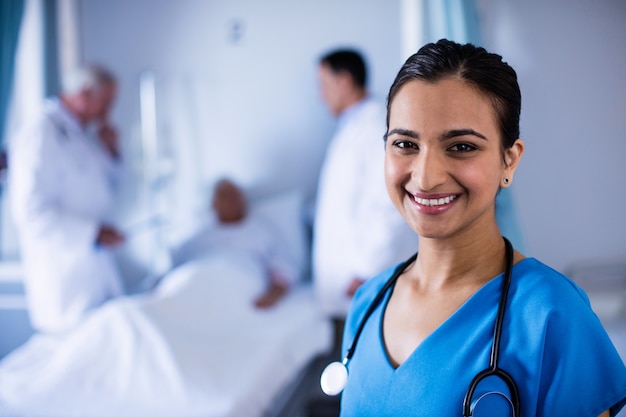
[171,178,299,308]
[0,184,332,417]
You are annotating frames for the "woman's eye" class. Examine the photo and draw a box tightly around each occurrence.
[449,143,477,153]
[393,140,418,150]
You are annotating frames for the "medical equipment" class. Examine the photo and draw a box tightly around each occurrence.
[320,237,520,417]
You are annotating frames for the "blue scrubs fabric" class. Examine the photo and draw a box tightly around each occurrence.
[340,258,626,417]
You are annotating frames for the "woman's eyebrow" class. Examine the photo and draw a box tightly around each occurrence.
[385,128,488,142]
[386,128,419,138]
[441,129,487,141]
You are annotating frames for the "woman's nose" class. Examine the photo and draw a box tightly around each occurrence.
[412,149,447,191]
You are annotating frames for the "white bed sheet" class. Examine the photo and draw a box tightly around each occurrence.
[0,251,333,417]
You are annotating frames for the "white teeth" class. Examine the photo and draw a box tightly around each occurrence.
[414,195,457,206]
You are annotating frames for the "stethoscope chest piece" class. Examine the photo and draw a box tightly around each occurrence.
[320,361,348,396]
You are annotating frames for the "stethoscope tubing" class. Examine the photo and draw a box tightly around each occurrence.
[343,252,417,363]
[463,237,520,416]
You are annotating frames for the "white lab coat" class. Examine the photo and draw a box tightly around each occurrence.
[312,98,417,317]
[8,99,124,333]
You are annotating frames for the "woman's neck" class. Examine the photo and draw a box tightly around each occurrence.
[410,231,508,293]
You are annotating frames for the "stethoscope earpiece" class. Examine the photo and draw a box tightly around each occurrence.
[320,360,348,396]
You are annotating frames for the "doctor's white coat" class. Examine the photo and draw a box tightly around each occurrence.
[8,99,124,333]
[313,98,417,317]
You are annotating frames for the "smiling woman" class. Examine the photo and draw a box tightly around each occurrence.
[335,39,626,417]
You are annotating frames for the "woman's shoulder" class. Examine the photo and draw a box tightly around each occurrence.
[514,257,587,294]
[512,258,591,308]
[509,259,626,414]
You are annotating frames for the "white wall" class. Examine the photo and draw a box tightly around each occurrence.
[479,0,626,272]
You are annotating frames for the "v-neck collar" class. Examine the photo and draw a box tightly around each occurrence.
[378,264,514,371]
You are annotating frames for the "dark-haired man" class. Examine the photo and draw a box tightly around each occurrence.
[312,49,416,318]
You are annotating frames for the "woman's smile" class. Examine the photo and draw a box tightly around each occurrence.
[409,192,460,213]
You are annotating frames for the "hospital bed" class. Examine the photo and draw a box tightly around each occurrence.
[0,190,334,417]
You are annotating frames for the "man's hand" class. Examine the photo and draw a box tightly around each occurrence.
[97,123,120,159]
[96,225,125,248]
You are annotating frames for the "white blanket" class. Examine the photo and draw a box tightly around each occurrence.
[0,251,333,417]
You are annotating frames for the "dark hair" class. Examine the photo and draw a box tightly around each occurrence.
[386,39,521,150]
[320,49,367,89]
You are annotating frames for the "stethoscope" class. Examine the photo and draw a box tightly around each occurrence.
[320,237,520,417]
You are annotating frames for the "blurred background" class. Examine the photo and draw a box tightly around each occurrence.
[1,0,625,361]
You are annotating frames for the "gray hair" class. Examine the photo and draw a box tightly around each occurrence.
[61,64,116,95]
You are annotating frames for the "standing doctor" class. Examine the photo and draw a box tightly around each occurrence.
[8,64,126,333]
[313,49,417,318]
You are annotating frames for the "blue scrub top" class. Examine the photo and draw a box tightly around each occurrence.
[340,258,626,417]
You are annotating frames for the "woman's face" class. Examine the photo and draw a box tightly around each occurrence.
[385,77,522,240]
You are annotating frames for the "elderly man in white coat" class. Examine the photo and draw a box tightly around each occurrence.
[8,64,126,333]
[313,49,417,319]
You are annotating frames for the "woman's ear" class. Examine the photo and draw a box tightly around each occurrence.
[502,138,525,187]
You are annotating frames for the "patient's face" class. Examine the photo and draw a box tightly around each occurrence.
[213,181,246,223]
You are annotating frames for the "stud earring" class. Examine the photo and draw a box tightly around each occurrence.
[503,178,510,185]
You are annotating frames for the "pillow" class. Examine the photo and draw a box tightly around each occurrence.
[247,190,309,282]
